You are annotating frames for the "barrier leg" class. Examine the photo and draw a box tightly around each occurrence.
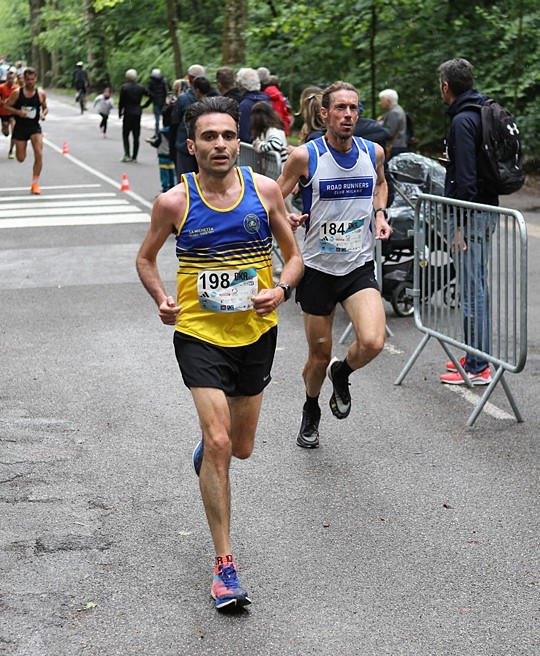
[338,322,354,344]
[467,366,504,426]
[499,373,525,423]
[394,332,431,385]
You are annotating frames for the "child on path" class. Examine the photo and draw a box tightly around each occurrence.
[93,87,114,136]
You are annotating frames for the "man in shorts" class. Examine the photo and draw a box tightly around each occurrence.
[4,67,47,194]
[136,96,303,610]
[0,67,20,158]
[277,81,392,449]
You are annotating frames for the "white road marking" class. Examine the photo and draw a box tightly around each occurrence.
[0,214,149,229]
[0,201,135,218]
[446,384,514,420]
[0,192,116,202]
[1,184,102,193]
[0,200,132,213]
[44,138,153,210]
[526,223,540,239]
[384,342,404,355]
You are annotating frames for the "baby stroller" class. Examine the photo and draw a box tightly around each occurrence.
[381,153,455,316]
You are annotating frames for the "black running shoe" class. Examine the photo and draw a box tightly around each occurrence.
[297,405,321,448]
[327,357,351,419]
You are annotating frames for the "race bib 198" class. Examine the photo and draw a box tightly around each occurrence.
[197,268,258,313]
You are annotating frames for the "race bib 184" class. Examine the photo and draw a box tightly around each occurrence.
[319,217,367,253]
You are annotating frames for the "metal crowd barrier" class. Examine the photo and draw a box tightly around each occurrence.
[238,142,282,180]
[395,193,528,426]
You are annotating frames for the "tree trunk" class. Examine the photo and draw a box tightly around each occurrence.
[29,0,42,77]
[221,0,247,66]
[165,0,183,79]
[369,0,377,118]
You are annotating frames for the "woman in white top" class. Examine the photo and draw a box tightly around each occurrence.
[251,101,290,169]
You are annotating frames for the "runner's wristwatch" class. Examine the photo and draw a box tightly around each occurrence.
[275,283,291,301]
[374,208,388,219]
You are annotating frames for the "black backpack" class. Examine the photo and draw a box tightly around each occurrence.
[465,100,525,195]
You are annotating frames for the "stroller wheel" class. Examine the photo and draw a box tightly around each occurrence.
[443,282,458,308]
[391,281,414,317]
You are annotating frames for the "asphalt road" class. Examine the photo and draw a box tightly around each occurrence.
[0,94,539,656]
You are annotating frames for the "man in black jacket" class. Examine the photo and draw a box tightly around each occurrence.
[147,68,169,137]
[438,57,496,386]
[119,68,152,163]
[72,62,89,112]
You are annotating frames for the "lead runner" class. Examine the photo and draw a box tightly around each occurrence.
[136,96,303,610]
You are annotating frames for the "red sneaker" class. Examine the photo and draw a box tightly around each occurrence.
[445,356,466,372]
[30,182,41,195]
[440,368,492,386]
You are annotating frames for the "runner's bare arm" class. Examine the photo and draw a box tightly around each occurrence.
[136,188,184,325]
[4,91,25,117]
[39,90,48,119]
[276,146,309,231]
[251,175,304,316]
[373,143,392,241]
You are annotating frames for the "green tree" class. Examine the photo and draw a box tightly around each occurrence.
[0,0,538,159]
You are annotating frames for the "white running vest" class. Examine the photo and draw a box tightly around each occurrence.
[300,136,377,275]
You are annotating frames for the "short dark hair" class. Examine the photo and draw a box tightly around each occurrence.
[193,76,211,95]
[216,67,236,89]
[24,67,37,78]
[321,81,358,110]
[438,58,475,96]
[185,96,240,140]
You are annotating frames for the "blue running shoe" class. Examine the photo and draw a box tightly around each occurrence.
[211,562,251,610]
[193,440,203,477]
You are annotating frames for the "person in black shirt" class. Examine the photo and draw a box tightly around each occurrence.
[118,68,152,163]
[147,68,169,137]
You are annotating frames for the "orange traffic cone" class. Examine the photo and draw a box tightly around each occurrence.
[62,141,70,155]
[120,173,130,192]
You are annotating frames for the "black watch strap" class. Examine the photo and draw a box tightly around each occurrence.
[275,283,291,301]
[374,207,388,219]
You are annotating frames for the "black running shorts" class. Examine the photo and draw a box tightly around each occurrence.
[173,326,277,397]
[12,122,41,141]
[295,260,380,316]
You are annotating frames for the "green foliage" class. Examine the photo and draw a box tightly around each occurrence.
[3,0,540,156]
[0,0,31,61]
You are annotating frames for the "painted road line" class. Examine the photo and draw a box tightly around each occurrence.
[0,192,117,203]
[1,184,102,193]
[446,384,514,420]
[0,214,150,229]
[44,138,153,210]
[0,205,141,219]
[0,199,131,212]
[526,223,540,239]
[0,202,136,219]
[384,343,404,355]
